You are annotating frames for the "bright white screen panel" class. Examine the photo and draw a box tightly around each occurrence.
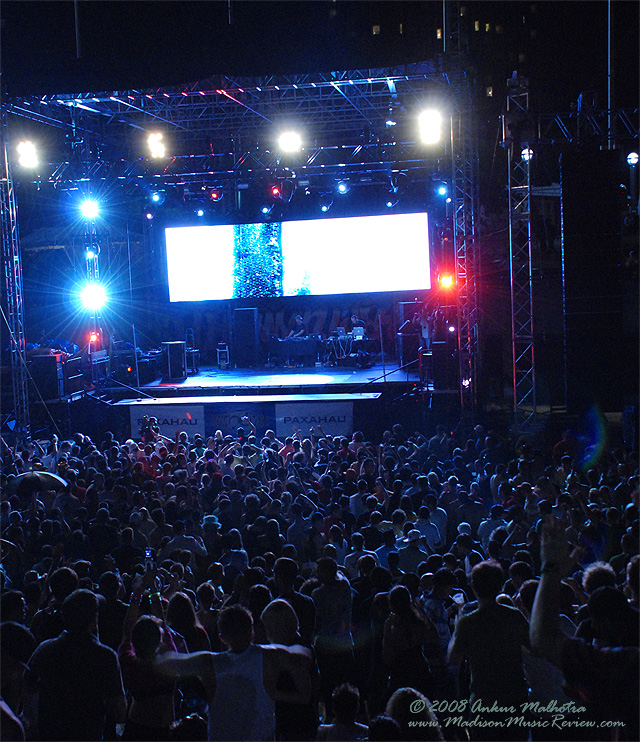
[165,212,430,301]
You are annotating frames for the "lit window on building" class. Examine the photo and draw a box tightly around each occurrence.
[460,6,466,16]
[486,87,493,97]
[475,20,480,31]
[485,22,491,32]
[399,23,403,34]
[437,27,442,39]
[372,24,380,35]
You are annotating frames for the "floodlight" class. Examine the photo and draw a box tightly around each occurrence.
[337,181,349,195]
[17,141,38,168]
[385,194,399,208]
[521,147,533,162]
[627,152,639,166]
[80,200,99,219]
[278,131,302,152]
[148,132,165,158]
[151,191,166,204]
[89,331,99,343]
[437,184,448,196]
[85,249,96,260]
[261,205,273,214]
[438,273,454,289]
[419,109,442,144]
[80,283,107,311]
[319,194,333,213]
[196,208,205,217]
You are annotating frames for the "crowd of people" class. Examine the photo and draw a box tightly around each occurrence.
[0,415,638,742]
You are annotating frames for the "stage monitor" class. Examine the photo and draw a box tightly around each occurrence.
[165,212,431,301]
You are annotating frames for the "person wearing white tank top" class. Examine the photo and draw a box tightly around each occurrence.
[154,604,313,741]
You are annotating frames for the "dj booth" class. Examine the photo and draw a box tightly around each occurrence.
[267,335,323,366]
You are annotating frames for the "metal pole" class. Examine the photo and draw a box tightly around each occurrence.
[607,0,612,149]
[74,0,82,59]
[378,314,386,384]
[132,323,141,388]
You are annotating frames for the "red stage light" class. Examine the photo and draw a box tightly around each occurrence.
[270,185,281,198]
[209,189,223,201]
[438,274,454,289]
[89,332,99,343]
[126,366,132,373]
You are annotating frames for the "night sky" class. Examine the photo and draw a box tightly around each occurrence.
[2,1,638,114]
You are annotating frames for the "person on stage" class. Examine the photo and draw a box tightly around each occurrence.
[287,315,307,338]
[350,314,365,331]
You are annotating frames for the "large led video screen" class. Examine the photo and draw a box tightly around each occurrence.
[165,212,430,301]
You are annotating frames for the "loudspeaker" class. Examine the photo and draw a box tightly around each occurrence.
[30,354,64,400]
[396,333,420,368]
[63,356,84,395]
[161,341,187,381]
[432,340,458,390]
[562,149,630,412]
[232,308,259,367]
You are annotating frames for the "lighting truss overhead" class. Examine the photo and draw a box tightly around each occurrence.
[17,141,38,168]
[148,132,165,158]
[419,109,442,144]
[278,130,302,152]
[80,199,99,219]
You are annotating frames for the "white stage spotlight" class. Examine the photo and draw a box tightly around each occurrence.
[419,109,442,144]
[278,131,302,152]
[17,141,38,168]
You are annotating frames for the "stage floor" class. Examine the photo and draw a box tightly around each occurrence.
[141,362,421,393]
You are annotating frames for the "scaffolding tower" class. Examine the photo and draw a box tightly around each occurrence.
[1,125,31,443]
[504,77,536,427]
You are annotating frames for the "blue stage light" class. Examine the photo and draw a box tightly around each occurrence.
[80,200,99,219]
[79,283,107,311]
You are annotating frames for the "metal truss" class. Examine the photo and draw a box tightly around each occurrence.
[6,64,457,190]
[449,72,479,412]
[1,127,30,443]
[504,81,536,428]
[4,61,481,412]
[537,107,638,147]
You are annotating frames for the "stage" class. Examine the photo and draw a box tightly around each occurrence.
[109,361,438,441]
[139,362,421,394]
